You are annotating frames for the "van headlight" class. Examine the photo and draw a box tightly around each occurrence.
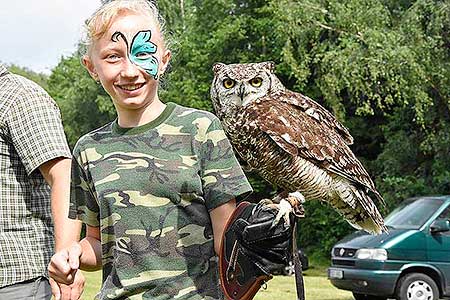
[355,248,387,260]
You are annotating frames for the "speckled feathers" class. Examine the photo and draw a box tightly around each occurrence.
[210,62,386,234]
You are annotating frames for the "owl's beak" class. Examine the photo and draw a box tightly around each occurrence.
[238,84,245,102]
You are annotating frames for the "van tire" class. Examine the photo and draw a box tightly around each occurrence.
[352,292,386,300]
[396,273,439,300]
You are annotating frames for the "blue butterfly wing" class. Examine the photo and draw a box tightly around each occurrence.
[130,31,158,78]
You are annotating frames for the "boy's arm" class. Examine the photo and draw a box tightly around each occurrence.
[209,198,237,255]
[79,225,102,270]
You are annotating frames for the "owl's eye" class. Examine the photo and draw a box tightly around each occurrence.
[223,78,236,89]
[250,77,263,87]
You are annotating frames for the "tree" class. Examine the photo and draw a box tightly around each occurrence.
[5,64,49,91]
[47,55,116,147]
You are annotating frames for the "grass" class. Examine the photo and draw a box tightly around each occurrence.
[82,270,102,300]
[255,263,353,300]
[80,260,353,300]
[255,275,352,300]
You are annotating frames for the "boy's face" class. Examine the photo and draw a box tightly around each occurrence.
[83,12,170,112]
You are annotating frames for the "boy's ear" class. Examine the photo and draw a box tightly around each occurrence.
[82,55,99,81]
[160,50,171,74]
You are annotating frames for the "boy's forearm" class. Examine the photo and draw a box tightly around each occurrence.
[210,198,237,255]
[79,236,102,271]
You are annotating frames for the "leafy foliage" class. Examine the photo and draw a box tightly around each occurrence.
[5,64,49,91]
[47,55,116,147]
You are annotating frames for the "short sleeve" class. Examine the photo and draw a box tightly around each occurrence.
[68,147,100,227]
[200,116,253,211]
[6,81,70,174]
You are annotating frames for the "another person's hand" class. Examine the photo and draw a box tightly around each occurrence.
[49,271,85,300]
[48,243,83,299]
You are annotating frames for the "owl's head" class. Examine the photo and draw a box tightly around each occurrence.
[210,61,285,118]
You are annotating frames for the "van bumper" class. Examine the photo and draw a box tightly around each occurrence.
[328,267,401,296]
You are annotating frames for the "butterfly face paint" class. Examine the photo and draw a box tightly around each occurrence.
[111,30,159,79]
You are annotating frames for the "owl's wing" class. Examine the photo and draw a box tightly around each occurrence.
[245,90,383,203]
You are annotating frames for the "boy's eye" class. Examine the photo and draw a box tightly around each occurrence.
[135,52,152,59]
[105,54,121,62]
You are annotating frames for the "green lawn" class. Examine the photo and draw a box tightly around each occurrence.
[81,265,353,300]
[81,270,102,300]
[254,275,353,300]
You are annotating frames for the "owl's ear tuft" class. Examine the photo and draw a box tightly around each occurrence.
[213,63,226,74]
[261,61,276,72]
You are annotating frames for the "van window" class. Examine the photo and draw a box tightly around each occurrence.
[385,198,445,229]
[435,204,450,236]
[437,204,450,220]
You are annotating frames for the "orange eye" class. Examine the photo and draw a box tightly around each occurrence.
[223,78,235,89]
[250,77,263,87]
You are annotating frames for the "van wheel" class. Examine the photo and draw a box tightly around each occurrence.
[396,273,439,300]
[352,292,386,300]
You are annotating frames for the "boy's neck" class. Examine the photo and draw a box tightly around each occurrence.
[117,97,166,128]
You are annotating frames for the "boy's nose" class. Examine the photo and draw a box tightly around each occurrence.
[121,60,140,78]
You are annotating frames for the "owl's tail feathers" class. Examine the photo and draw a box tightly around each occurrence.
[372,189,387,209]
[334,185,388,235]
[350,215,387,235]
[352,190,388,235]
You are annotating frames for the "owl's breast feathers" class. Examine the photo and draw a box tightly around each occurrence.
[224,90,384,205]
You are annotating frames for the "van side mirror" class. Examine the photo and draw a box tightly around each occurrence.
[430,219,450,234]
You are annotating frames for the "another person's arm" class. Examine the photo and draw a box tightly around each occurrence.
[39,158,82,251]
[40,158,85,300]
[48,145,101,299]
[6,77,80,250]
[6,78,84,300]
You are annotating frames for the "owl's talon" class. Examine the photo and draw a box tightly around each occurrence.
[258,198,273,206]
[288,192,306,218]
[270,192,306,228]
[288,192,305,203]
[269,219,278,230]
[273,199,294,227]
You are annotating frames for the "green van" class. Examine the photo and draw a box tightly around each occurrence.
[328,195,450,300]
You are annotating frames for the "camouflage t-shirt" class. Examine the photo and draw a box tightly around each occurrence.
[69,102,253,300]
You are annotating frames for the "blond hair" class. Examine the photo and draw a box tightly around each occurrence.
[83,0,169,54]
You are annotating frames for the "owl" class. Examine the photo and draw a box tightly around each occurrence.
[210,61,387,234]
